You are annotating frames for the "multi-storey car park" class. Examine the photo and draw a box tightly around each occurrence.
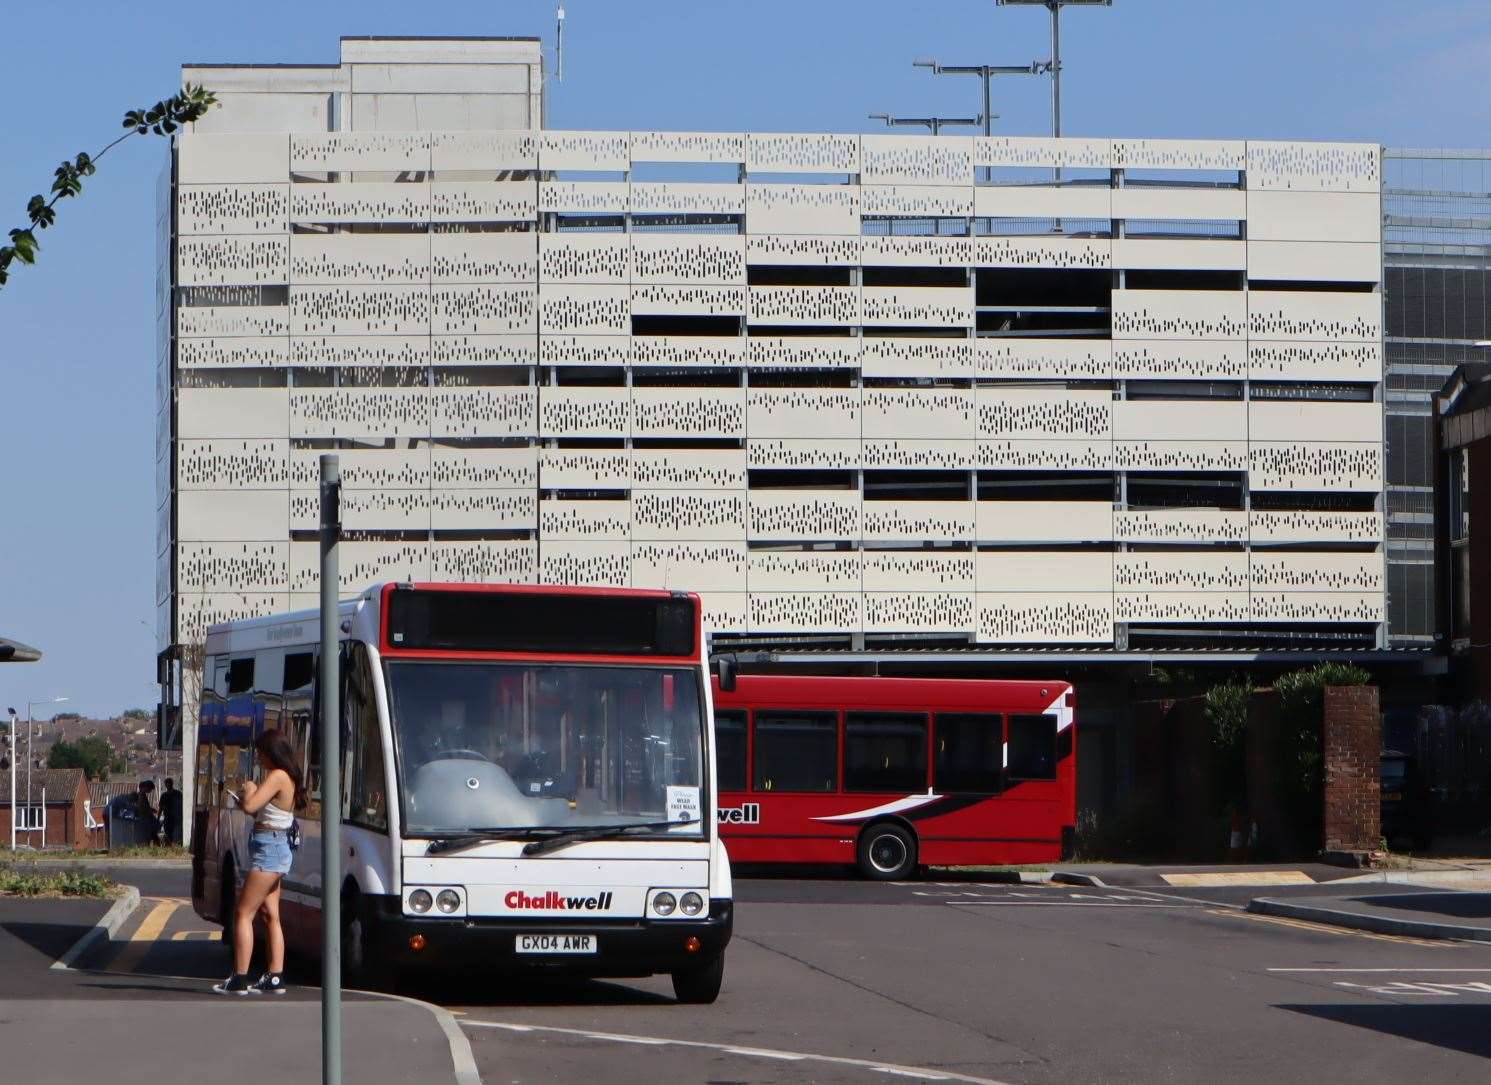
[156,37,1399,822]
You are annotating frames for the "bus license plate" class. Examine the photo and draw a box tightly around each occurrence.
[516,934,596,954]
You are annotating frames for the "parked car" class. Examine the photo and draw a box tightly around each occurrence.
[1380,749,1434,852]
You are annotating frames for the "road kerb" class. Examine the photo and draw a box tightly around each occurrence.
[1328,869,1485,886]
[363,989,484,1085]
[1248,896,1491,942]
[51,884,141,971]
[1052,871,1108,887]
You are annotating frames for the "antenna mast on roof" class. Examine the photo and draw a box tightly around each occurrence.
[556,5,565,83]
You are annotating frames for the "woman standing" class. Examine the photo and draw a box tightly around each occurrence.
[214,729,302,995]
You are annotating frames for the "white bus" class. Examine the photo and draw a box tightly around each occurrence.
[190,582,733,1003]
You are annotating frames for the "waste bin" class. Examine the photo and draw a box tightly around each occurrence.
[107,795,157,848]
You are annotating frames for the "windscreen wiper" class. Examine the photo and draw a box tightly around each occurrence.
[424,827,555,856]
[521,819,700,857]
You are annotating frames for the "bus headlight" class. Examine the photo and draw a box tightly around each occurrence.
[651,891,677,916]
[436,889,461,914]
[680,892,704,916]
[409,889,433,914]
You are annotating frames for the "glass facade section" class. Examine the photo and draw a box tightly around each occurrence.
[1384,150,1491,644]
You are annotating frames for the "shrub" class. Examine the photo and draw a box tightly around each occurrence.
[1272,662,1370,850]
[0,865,115,897]
[1204,680,1251,813]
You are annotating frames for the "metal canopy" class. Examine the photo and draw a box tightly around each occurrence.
[0,637,41,663]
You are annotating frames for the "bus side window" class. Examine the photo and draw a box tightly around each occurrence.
[1007,714,1058,781]
[284,651,316,815]
[343,643,387,832]
[845,713,928,793]
[934,714,1003,794]
[714,710,747,792]
[753,711,837,793]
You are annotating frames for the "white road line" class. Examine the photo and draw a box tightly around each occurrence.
[948,901,1192,908]
[461,1019,1013,1085]
[1268,968,1491,973]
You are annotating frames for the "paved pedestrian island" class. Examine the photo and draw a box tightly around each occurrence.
[0,894,474,1085]
[1252,890,1491,942]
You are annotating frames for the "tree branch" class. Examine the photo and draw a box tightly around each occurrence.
[0,84,218,288]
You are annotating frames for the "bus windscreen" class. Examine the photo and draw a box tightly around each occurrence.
[386,589,696,657]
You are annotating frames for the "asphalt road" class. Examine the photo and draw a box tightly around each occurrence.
[9,869,1491,1083]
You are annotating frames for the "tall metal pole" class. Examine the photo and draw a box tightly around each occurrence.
[1049,1,1062,137]
[8,709,16,850]
[25,706,33,845]
[319,453,341,1085]
[981,72,993,140]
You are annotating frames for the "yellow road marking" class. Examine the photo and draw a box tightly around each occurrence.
[1164,871,1315,887]
[169,930,222,942]
[1208,908,1451,947]
[107,899,181,972]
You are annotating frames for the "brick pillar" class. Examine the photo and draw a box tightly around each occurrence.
[1322,685,1381,859]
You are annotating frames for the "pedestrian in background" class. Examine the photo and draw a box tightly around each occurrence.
[132,780,158,842]
[213,729,303,996]
[159,777,182,846]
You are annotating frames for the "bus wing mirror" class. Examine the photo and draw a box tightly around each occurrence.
[717,655,737,693]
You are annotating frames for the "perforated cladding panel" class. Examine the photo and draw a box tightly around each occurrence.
[1111,290,1247,340]
[863,388,974,440]
[748,593,864,634]
[747,388,859,439]
[633,387,746,438]
[1248,442,1383,491]
[745,133,859,174]
[861,338,976,380]
[631,491,747,541]
[977,594,1114,644]
[630,183,744,214]
[631,131,746,164]
[748,491,862,541]
[863,501,974,542]
[977,387,1112,440]
[1248,510,1382,544]
[976,136,1112,169]
[178,235,289,286]
[1250,593,1384,623]
[539,542,632,588]
[1245,141,1380,193]
[633,543,748,591]
[630,236,746,283]
[977,339,1111,380]
[1116,552,1249,591]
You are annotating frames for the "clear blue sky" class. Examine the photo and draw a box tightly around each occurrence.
[0,0,1483,717]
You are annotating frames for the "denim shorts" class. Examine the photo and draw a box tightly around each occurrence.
[249,829,293,875]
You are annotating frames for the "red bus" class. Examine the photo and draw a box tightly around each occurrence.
[711,675,1075,879]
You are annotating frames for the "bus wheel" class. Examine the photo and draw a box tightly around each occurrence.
[671,953,725,1004]
[217,857,237,963]
[341,884,386,990]
[857,823,917,881]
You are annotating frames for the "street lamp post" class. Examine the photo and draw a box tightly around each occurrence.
[24,697,67,847]
[996,0,1112,137]
[912,59,1047,140]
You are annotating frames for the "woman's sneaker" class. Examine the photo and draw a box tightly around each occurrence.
[212,973,258,996]
[254,971,288,995]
